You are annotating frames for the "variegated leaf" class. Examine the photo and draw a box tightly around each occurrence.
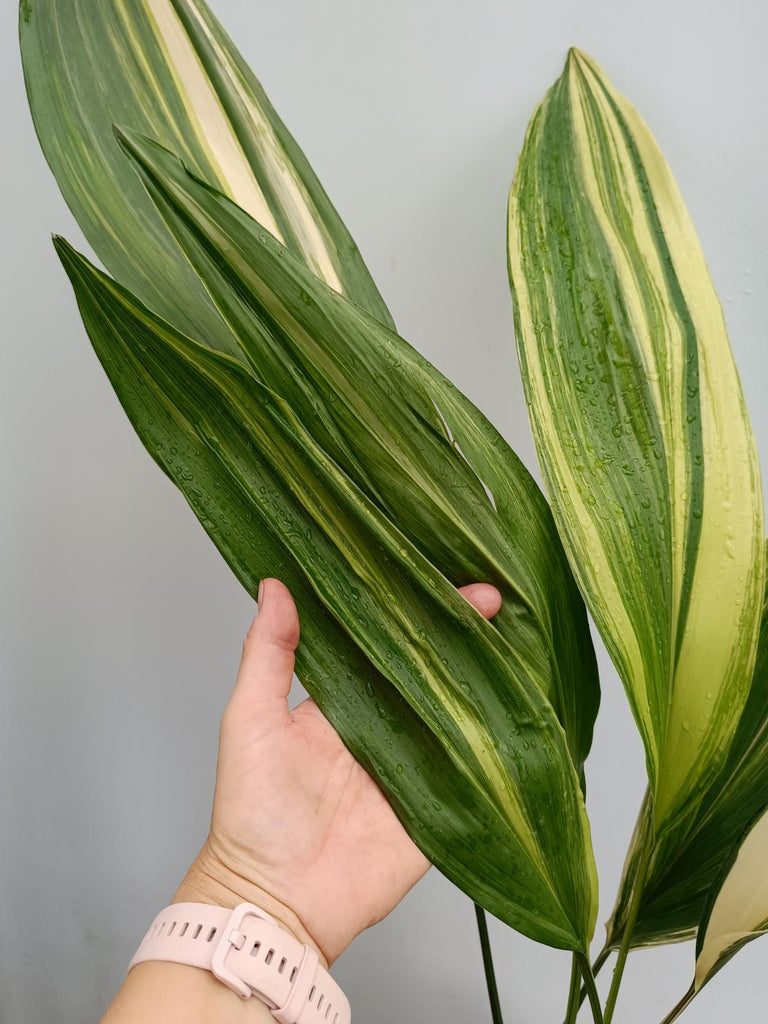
[695,810,768,987]
[54,237,599,951]
[110,125,599,773]
[658,808,768,1023]
[21,0,604,954]
[507,49,765,831]
[20,0,392,359]
[606,548,768,951]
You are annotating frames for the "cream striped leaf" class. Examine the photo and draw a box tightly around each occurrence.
[606,551,768,952]
[20,0,392,358]
[659,809,768,1022]
[695,810,768,987]
[507,49,765,830]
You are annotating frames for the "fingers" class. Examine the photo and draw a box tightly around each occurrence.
[225,578,501,730]
[227,578,300,722]
[458,582,503,620]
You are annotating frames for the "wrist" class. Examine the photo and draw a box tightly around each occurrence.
[104,960,274,1023]
[174,841,329,969]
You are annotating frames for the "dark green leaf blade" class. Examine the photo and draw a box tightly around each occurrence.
[54,236,599,951]
[110,125,600,774]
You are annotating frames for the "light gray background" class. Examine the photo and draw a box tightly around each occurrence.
[3,0,767,1020]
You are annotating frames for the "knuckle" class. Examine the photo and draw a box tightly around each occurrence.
[241,618,259,651]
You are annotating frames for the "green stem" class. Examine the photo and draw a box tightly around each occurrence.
[591,946,612,979]
[659,983,696,1024]
[576,952,604,1024]
[563,954,582,1024]
[566,945,612,1020]
[603,837,655,1024]
[474,904,504,1024]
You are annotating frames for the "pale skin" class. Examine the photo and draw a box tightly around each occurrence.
[103,577,503,1023]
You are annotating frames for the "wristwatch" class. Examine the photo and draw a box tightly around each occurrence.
[129,902,351,1023]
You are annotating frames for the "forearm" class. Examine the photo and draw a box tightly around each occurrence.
[102,961,273,1024]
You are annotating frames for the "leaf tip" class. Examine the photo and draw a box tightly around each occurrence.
[51,235,94,291]
[112,123,180,193]
[564,46,592,74]
[112,123,143,161]
[51,233,73,263]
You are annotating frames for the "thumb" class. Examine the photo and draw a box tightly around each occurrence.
[227,578,300,721]
[458,582,503,619]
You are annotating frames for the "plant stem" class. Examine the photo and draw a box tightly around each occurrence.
[563,954,582,1024]
[591,946,611,978]
[576,952,604,1024]
[659,983,696,1024]
[603,836,655,1024]
[565,945,612,1020]
[474,904,504,1024]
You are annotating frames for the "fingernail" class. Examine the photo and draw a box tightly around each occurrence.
[257,579,265,605]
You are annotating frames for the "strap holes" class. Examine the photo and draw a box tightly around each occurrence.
[317,995,324,1010]
[167,922,176,936]
[206,927,217,942]
[192,924,203,939]
[250,941,261,958]
[325,1005,332,1020]
[290,966,298,982]
[158,923,166,936]
[309,985,316,1002]
[333,1014,339,1024]
[265,948,274,965]
[179,922,189,937]
[278,957,287,974]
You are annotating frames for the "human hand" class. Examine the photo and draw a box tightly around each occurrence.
[174,577,502,966]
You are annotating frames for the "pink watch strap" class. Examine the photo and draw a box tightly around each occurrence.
[129,902,351,1024]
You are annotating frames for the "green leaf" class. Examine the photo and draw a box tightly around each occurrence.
[54,236,599,951]
[20,0,392,360]
[109,124,599,774]
[607,550,768,950]
[21,0,602,949]
[507,49,765,832]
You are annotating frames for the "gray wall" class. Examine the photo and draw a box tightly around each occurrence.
[3,0,767,1020]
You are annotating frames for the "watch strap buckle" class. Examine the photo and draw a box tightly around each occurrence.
[211,902,276,1000]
